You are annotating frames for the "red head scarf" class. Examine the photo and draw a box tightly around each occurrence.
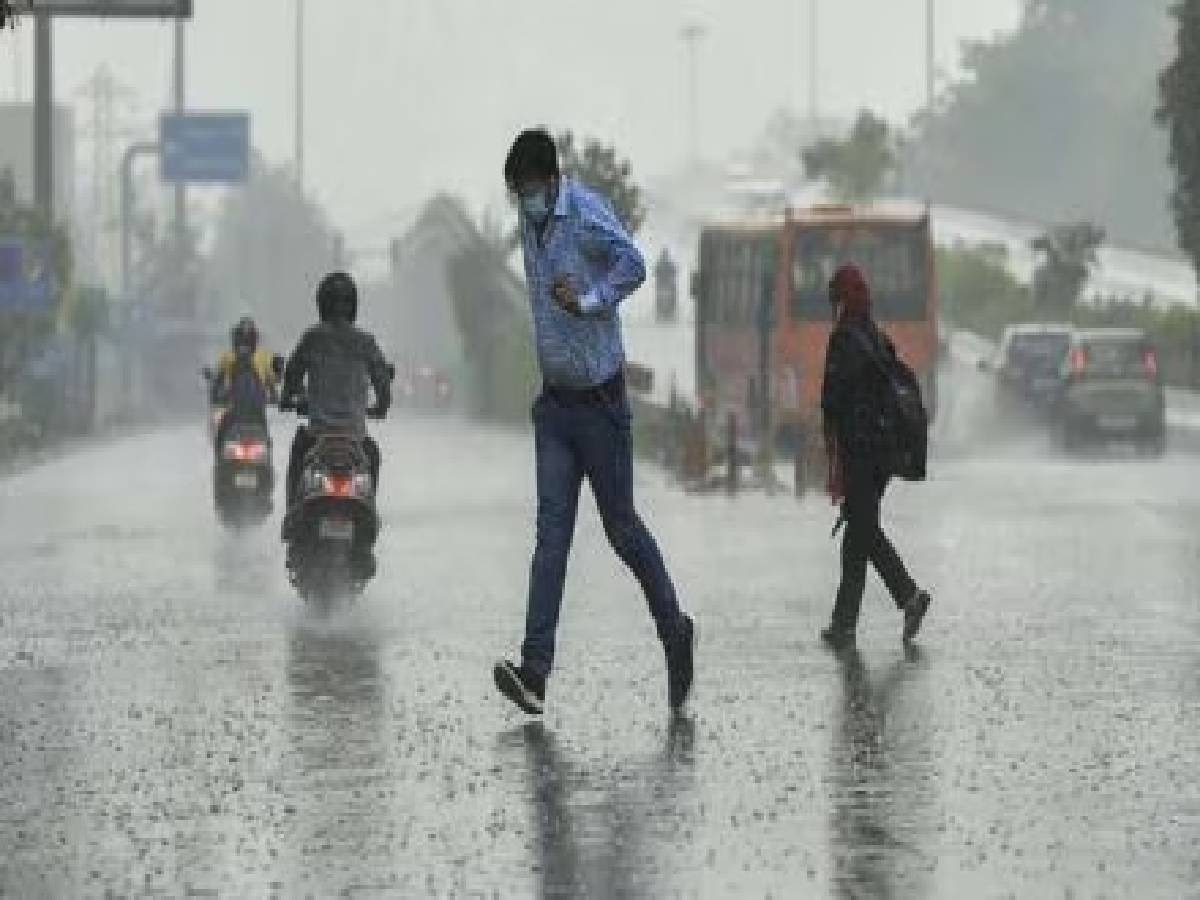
[829,263,872,321]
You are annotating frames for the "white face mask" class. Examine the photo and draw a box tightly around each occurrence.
[520,188,552,225]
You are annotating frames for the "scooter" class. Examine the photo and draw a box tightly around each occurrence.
[202,365,278,528]
[281,399,386,605]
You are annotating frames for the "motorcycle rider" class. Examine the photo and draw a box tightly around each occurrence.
[280,271,391,538]
[211,316,279,449]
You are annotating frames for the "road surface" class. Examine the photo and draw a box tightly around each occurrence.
[1,360,1198,897]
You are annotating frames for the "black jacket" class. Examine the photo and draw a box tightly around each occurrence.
[821,317,896,461]
[282,321,391,437]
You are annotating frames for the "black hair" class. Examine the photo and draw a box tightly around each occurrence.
[504,128,559,190]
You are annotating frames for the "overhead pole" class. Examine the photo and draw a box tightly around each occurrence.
[15,0,194,225]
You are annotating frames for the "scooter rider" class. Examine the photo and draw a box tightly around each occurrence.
[211,316,279,449]
[279,272,392,538]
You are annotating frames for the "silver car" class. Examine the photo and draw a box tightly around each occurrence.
[1057,328,1165,454]
[987,323,1073,411]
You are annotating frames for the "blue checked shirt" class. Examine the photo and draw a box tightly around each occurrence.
[519,178,647,389]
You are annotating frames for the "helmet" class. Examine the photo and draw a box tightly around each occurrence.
[317,271,358,324]
[231,316,259,353]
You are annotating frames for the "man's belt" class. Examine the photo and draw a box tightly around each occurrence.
[543,370,625,406]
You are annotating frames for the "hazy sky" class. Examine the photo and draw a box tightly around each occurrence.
[0,0,1023,247]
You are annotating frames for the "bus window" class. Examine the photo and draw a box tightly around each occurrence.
[791,224,929,322]
[700,230,778,328]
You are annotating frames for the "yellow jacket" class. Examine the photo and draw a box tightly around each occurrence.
[216,348,279,396]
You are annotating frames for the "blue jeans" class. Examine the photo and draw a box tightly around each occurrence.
[521,386,684,677]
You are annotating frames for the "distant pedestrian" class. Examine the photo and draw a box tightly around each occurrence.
[492,128,695,715]
[819,264,931,649]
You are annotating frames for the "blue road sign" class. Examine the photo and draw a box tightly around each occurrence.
[160,112,250,184]
[0,239,55,314]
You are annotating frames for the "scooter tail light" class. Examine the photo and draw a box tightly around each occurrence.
[1143,348,1159,379]
[1069,347,1088,377]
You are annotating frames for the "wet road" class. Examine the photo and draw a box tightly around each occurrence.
[1,364,1199,897]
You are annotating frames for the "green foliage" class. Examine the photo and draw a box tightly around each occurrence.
[445,244,538,423]
[68,286,110,338]
[556,131,646,234]
[1030,222,1105,312]
[908,0,1174,250]
[937,244,1035,338]
[801,110,897,203]
[0,169,72,392]
[939,241,1200,388]
[0,169,72,301]
[206,157,336,343]
[1158,0,1200,279]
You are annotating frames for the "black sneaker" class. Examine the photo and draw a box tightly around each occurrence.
[493,659,545,715]
[281,507,299,542]
[665,614,696,711]
[820,626,856,650]
[902,589,931,643]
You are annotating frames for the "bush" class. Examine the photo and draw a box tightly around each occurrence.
[938,243,1200,389]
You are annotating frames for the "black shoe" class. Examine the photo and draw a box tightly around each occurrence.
[665,614,696,711]
[820,626,856,650]
[902,589,931,643]
[281,507,298,542]
[493,659,545,715]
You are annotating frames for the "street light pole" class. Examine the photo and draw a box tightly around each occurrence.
[925,0,935,113]
[295,0,305,190]
[173,15,188,309]
[808,0,819,136]
[681,21,706,167]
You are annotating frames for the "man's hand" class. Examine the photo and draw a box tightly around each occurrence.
[551,275,583,317]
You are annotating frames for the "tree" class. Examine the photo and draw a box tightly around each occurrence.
[206,156,337,343]
[0,168,72,394]
[906,0,1174,250]
[1030,222,1105,312]
[801,110,897,203]
[1157,0,1200,279]
[556,131,646,234]
[937,243,1035,336]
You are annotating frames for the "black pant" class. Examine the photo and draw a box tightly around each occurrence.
[830,455,917,632]
[286,428,381,509]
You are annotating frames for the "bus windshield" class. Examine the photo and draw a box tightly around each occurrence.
[791,223,929,321]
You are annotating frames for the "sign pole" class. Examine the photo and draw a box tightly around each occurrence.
[33,11,51,221]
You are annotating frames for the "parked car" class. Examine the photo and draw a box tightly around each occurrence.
[1056,328,1165,454]
[985,323,1073,410]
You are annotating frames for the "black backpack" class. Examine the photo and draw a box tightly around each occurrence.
[848,327,929,481]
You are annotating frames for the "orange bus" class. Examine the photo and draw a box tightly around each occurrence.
[695,204,938,456]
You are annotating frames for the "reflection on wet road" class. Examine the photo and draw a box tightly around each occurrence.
[1,359,1199,895]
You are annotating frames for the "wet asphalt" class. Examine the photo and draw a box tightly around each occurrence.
[1,362,1198,898]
